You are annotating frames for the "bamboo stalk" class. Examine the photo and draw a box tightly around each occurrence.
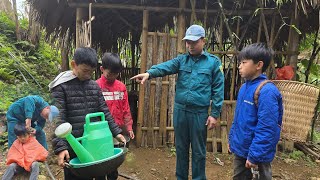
[69,2,283,15]
[230,16,240,100]
[257,15,262,42]
[148,32,177,37]
[177,0,186,54]
[258,1,270,46]
[136,10,149,146]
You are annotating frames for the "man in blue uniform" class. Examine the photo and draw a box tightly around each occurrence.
[131,25,224,180]
[6,95,59,149]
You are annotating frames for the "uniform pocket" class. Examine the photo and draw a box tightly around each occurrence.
[178,66,192,85]
[197,69,212,84]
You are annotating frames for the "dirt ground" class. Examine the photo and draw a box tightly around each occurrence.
[1,144,320,180]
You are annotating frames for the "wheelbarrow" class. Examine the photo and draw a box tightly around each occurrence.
[65,147,128,178]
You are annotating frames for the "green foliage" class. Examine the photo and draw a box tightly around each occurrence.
[297,33,320,85]
[0,12,60,112]
[297,59,320,83]
[19,17,29,31]
[288,150,305,160]
[0,132,8,153]
[313,131,320,143]
[0,12,15,37]
[169,146,176,157]
[299,33,319,52]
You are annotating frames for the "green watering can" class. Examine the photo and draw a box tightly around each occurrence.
[55,112,114,163]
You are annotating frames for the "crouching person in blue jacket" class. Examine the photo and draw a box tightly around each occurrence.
[228,43,283,180]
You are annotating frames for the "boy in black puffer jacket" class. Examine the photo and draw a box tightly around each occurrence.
[49,47,126,180]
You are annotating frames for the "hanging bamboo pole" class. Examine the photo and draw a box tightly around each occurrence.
[190,0,197,24]
[177,0,186,54]
[258,1,270,46]
[69,2,283,15]
[136,10,149,146]
[257,15,262,42]
[204,0,208,29]
[76,8,87,48]
[285,2,300,80]
[268,13,277,79]
[230,17,240,100]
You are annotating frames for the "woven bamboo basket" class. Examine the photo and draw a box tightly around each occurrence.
[273,80,320,142]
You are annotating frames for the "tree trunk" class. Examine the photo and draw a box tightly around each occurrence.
[28,5,40,46]
[12,0,21,41]
[61,31,70,71]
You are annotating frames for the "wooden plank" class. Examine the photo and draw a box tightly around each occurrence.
[76,8,87,48]
[167,36,177,146]
[227,102,235,133]
[148,32,177,37]
[221,123,228,154]
[136,10,148,147]
[212,128,218,153]
[147,33,158,148]
[142,35,153,147]
[142,127,174,130]
[212,51,299,55]
[155,34,164,147]
[69,2,287,16]
[257,15,262,42]
[159,34,169,147]
[177,0,186,54]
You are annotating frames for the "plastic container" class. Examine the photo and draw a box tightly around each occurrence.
[81,112,114,161]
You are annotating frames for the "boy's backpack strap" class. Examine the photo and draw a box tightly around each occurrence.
[254,80,274,107]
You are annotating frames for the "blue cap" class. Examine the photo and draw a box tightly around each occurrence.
[48,105,59,122]
[182,25,205,41]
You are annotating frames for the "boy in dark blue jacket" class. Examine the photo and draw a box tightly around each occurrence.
[228,43,283,180]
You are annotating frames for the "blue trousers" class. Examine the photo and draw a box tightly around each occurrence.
[174,105,208,180]
[7,121,48,149]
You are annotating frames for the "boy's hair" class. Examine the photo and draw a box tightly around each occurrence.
[101,53,123,73]
[14,123,28,136]
[73,47,98,68]
[238,43,274,72]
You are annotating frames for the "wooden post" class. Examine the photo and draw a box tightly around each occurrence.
[221,121,228,154]
[177,0,186,54]
[229,16,240,100]
[286,6,300,80]
[130,33,136,91]
[136,10,149,146]
[257,15,262,42]
[76,8,87,48]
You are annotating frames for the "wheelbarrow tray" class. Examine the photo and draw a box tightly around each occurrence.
[67,148,126,178]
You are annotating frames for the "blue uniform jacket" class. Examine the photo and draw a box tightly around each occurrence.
[7,95,49,134]
[229,74,283,164]
[147,51,224,118]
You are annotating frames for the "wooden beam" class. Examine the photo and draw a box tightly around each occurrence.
[68,2,286,16]
[209,51,299,55]
[136,10,148,147]
[177,0,186,54]
[76,8,87,48]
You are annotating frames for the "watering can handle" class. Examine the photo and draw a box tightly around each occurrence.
[85,112,105,126]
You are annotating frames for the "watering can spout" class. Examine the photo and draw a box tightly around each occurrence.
[55,123,95,163]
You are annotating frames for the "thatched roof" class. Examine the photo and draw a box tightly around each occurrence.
[27,0,319,51]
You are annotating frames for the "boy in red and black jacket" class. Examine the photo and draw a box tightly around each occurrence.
[96,52,134,140]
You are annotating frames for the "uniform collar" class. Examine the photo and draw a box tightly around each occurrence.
[188,49,208,61]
